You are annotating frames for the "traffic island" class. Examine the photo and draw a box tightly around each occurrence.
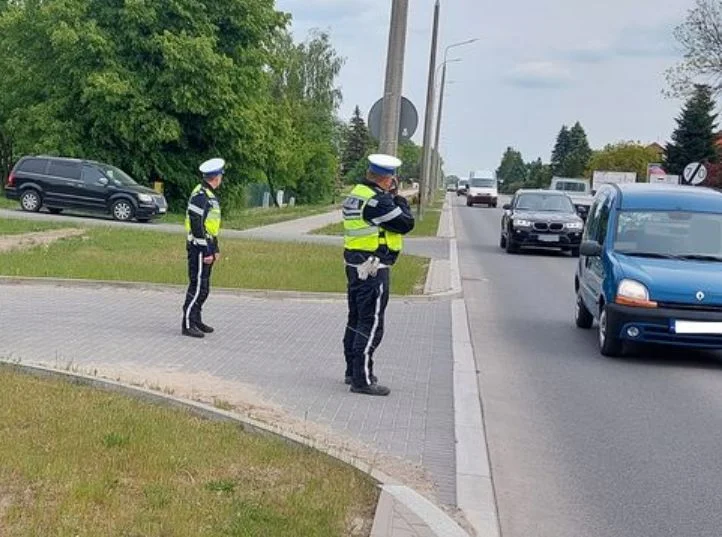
[0,365,378,536]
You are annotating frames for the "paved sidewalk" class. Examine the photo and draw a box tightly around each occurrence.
[0,284,457,507]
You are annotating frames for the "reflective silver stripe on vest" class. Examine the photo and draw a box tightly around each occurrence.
[345,226,380,237]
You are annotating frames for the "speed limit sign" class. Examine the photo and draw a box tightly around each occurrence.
[683,162,708,185]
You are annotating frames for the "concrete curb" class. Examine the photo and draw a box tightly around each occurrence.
[0,361,471,537]
[449,198,501,537]
[0,276,460,303]
[423,194,463,298]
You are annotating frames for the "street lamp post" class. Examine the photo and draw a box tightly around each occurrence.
[432,38,478,194]
[428,59,459,196]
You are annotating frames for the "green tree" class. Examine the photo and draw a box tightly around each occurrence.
[664,84,719,176]
[551,126,571,176]
[341,106,370,178]
[0,0,288,209]
[496,147,527,192]
[526,158,553,188]
[550,123,591,177]
[587,141,663,182]
[398,141,422,184]
[565,122,592,177]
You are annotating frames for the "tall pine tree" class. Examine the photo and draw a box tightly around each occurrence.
[551,126,571,176]
[565,122,592,177]
[341,105,371,178]
[664,84,719,176]
[550,123,591,177]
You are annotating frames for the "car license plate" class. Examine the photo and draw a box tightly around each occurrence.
[159,207,167,213]
[538,235,559,243]
[674,320,722,335]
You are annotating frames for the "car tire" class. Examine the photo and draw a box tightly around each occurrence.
[575,293,594,329]
[48,208,63,215]
[466,199,473,207]
[571,247,580,257]
[505,233,519,254]
[599,305,624,357]
[111,199,135,222]
[20,189,42,212]
[500,233,507,249]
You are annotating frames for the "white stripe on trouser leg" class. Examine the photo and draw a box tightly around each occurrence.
[184,252,204,329]
[363,282,384,385]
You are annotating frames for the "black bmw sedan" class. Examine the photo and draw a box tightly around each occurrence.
[500,189,585,256]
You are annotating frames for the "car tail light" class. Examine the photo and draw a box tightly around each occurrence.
[5,171,15,188]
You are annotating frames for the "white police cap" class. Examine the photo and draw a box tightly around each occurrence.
[199,158,225,177]
[368,154,402,175]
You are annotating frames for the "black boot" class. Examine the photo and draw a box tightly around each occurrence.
[195,321,214,334]
[350,384,390,396]
[182,325,205,338]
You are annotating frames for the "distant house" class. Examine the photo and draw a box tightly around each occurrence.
[647,142,665,157]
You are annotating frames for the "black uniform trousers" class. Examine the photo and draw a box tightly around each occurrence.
[343,265,391,388]
[182,244,214,330]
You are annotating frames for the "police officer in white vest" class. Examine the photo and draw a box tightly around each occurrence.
[182,158,223,338]
[342,154,415,396]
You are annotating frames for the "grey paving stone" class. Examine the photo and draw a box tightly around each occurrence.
[0,283,456,505]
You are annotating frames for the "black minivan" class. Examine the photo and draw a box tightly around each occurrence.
[4,156,167,222]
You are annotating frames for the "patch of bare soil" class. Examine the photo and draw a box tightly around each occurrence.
[0,229,86,252]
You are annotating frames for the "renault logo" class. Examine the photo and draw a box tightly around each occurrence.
[696,291,706,302]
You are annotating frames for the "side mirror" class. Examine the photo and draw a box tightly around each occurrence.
[580,240,602,257]
[98,177,109,186]
[502,204,511,211]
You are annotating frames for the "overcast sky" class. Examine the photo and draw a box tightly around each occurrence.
[276,0,693,178]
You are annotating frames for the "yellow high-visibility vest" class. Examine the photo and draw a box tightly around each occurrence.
[343,184,403,252]
[184,184,221,238]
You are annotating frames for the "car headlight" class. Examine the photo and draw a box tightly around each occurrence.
[513,219,532,228]
[616,279,657,308]
[138,193,153,203]
[566,221,584,230]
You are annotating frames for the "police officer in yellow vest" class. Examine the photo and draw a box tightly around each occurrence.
[343,154,415,396]
[182,158,223,338]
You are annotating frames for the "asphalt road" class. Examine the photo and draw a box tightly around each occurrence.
[455,195,722,537]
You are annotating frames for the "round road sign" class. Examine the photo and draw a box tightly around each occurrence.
[683,162,708,185]
[368,96,419,143]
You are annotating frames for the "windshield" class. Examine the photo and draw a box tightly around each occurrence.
[98,164,138,186]
[615,211,722,258]
[471,178,496,188]
[554,181,587,193]
[516,193,575,213]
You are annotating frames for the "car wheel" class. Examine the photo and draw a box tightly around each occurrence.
[466,199,472,207]
[571,247,580,257]
[505,233,519,254]
[111,199,135,222]
[48,208,63,215]
[599,305,624,357]
[575,293,594,329]
[20,189,42,212]
[500,233,507,249]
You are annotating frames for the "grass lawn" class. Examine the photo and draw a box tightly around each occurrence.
[1,194,340,231]
[0,368,377,537]
[0,196,16,209]
[162,202,341,231]
[0,222,428,295]
[0,218,67,235]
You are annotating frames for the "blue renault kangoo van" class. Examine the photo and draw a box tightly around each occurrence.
[575,183,722,356]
